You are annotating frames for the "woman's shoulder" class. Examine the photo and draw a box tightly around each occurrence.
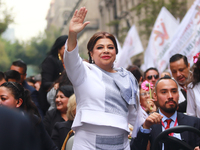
[45,109,58,117]
[42,55,60,65]
[55,120,73,129]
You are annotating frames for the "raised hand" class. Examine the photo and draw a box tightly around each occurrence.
[69,7,90,34]
[143,112,163,129]
[67,7,90,51]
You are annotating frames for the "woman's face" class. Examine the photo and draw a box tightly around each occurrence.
[140,88,150,108]
[55,91,69,113]
[0,87,18,108]
[90,38,116,72]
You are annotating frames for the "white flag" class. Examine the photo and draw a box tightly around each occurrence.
[115,25,143,68]
[143,7,179,73]
[159,0,200,72]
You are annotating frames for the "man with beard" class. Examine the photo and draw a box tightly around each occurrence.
[130,75,200,150]
[169,54,191,112]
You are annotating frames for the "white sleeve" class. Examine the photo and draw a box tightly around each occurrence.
[130,105,147,138]
[64,40,86,87]
[186,87,196,117]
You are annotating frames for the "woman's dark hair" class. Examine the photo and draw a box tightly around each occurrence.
[49,35,68,58]
[56,85,74,99]
[127,65,143,83]
[87,32,118,63]
[191,55,200,87]
[1,82,40,118]
[48,70,72,92]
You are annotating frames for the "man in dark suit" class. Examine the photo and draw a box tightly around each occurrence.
[130,75,200,150]
[10,60,44,118]
[169,54,190,112]
[0,106,40,150]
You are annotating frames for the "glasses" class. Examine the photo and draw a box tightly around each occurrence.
[140,92,150,96]
[147,74,159,80]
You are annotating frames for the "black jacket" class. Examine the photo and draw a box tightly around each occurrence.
[51,120,74,149]
[130,112,200,150]
[43,109,65,136]
[39,55,64,114]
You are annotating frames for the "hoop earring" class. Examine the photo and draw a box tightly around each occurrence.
[58,53,62,60]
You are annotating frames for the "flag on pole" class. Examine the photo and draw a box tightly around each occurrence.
[158,0,200,72]
[115,25,143,68]
[143,7,179,73]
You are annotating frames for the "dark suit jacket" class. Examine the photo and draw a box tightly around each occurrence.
[177,89,187,113]
[30,114,58,150]
[130,112,200,150]
[43,109,65,136]
[0,107,40,150]
[51,120,74,149]
[39,55,64,114]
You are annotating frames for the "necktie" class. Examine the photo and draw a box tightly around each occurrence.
[165,119,172,130]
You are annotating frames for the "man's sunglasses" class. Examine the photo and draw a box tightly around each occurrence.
[147,75,159,80]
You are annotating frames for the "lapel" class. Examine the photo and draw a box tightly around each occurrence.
[177,112,188,142]
[151,123,162,150]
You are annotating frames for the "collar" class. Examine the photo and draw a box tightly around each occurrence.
[159,109,177,122]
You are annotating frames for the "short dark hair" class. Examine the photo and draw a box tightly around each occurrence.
[155,75,178,94]
[169,54,188,67]
[0,71,5,81]
[127,65,143,83]
[5,70,21,83]
[144,67,159,79]
[12,60,27,74]
[56,85,74,99]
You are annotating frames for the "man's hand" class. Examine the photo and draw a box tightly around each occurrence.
[194,146,200,150]
[143,112,163,129]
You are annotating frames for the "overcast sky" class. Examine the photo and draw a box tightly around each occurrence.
[4,0,52,41]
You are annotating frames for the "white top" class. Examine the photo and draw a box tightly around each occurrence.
[64,42,144,137]
[187,82,200,118]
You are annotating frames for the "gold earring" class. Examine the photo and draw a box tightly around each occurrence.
[58,53,62,60]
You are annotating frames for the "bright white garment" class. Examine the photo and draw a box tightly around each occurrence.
[187,83,200,118]
[64,42,144,149]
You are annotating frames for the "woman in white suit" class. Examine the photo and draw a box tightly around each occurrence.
[64,7,144,150]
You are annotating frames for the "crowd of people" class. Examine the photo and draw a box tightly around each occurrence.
[1,6,200,150]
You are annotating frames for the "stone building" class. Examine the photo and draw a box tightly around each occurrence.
[46,0,195,63]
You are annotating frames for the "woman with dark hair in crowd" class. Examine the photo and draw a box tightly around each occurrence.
[43,85,74,136]
[0,82,58,150]
[47,70,72,111]
[39,35,68,115]
[64,7,143,150]
[187,53,200,118]
[51,94,76,149]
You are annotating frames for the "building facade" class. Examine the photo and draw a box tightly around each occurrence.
[46,0,195,63]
